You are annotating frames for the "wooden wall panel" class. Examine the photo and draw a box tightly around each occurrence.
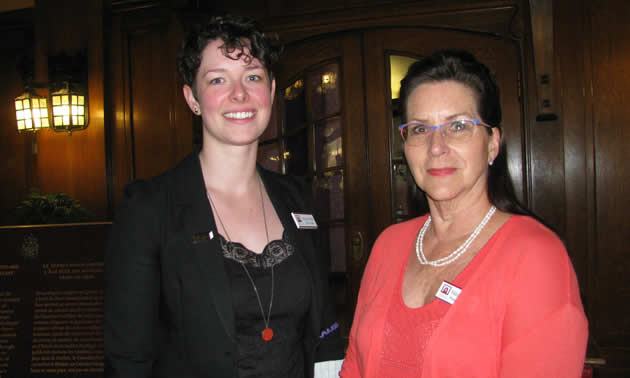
[589,0,630,372]
[109,7,194,210]
[0,11,34,220]
[33,0,108,220]
[524,0,567,236]
[552,0,630,374]
[555,0,589,299]
[128,27,178,180]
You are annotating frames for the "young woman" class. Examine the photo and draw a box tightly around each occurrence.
[105,15,344,378]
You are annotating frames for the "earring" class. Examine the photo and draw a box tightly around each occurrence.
[489,159,494,166]
[193,107,199,115]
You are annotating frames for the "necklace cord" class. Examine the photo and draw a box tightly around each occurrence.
[206,176,274,336]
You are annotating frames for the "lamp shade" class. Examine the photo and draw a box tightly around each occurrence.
[15,91,49,132]
[50,83,88,132]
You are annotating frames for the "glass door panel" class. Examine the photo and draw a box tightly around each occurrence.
[308,63,341,119]
[285,130,309,175]
[284,78,307,133]
[258,34,371,337]
[315,117,343,170]
[315,171,344,221]
[389,54,420,222]
[258,61,347,280]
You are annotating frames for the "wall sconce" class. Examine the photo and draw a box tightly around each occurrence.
[14,54,49,133]
[13,51,89,135]
[15,89,49,132]
[50,81,88,132]
[48,52,89,134]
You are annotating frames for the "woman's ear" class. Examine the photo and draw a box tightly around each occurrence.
[183,85,200,115]
[488,128,501,164]
[270,78,276,105]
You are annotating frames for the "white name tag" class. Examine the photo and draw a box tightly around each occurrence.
[435,281,462,305]
[291,212,318,229]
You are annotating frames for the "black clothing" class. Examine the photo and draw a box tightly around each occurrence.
[105,150,344,378]
[222,233,309,378]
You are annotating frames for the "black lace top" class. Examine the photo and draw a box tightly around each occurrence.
[220,231,312,378]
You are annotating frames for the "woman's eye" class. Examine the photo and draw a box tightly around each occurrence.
[209,77,224,85]
[247,74,262,81]
[450,121,468,131]
[411,124,428,134]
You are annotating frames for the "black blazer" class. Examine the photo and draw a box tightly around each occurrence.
[105,151,344,378]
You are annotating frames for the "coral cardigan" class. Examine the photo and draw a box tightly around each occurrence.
[341,215,588,378]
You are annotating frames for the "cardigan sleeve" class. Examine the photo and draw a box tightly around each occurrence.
[104,180,164,378]
[498,226,588,378]
[340,221,413,377]
[339,228,386,377]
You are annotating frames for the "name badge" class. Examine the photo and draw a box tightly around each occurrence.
[192,231,214,244]
[435,281,462,305]
[291,212,318,229]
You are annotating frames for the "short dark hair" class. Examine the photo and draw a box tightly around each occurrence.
[400,49,532,216]
[176,14,282,92]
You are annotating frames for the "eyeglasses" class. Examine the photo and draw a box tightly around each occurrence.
[399,118,492,145]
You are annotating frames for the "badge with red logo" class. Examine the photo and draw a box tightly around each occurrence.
[435,281,462,305]
[291,212,318,229]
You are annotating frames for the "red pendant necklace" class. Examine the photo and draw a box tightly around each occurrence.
[207,176,274,342]
[241,262,274,341]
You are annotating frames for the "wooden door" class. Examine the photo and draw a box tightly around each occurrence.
[258,33,370,333]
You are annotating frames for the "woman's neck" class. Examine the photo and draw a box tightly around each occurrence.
[199,142,259,195]
[427,194,494,242]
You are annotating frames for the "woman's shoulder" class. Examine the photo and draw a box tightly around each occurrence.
[126,150,200,195]
[491,214,572,275]
[500,215,564,249]
[119,152,201,211]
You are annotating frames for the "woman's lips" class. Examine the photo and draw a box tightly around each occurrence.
[427,168,456,176]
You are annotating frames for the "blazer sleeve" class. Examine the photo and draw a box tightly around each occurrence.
[104,180,164,378]
[499,229,588,378]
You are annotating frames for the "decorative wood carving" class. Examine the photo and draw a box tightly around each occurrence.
[529,0,557,121]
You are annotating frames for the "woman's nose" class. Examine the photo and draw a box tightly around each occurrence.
[429,128,449,155]
[231,81,249,102]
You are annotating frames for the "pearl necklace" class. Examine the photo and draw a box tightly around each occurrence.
[416,206,496,267]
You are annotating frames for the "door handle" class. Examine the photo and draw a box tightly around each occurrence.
[351,231,364,262]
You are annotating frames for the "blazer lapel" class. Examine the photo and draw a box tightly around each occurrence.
[258,167,319,320]
[172,152,235,339]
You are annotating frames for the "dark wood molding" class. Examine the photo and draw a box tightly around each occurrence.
[262,2,520,43]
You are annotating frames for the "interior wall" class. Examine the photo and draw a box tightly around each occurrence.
[0,0,108,224]
[34,0,107,220]
[0,9,36,221]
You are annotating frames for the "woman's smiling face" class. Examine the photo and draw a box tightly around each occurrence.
[404,80,500,205]
[184,38,276,147]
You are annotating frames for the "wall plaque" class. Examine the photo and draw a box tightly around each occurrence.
[0,223,109,377]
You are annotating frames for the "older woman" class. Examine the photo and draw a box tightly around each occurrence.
[340,50,588,378]
[105,15,344,378]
